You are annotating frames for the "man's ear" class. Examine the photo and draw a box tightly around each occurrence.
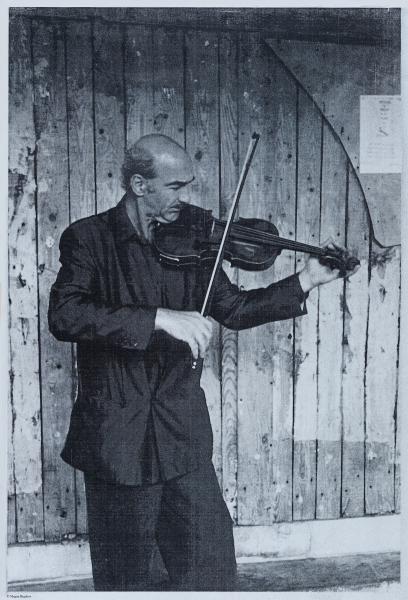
[130,174,145,197]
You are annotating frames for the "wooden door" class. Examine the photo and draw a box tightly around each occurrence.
[8,15,400,543]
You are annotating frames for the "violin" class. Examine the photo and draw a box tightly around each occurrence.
[155,132,358,371]
[154,202,360,278]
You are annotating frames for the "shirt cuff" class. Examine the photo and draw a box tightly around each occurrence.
[293,272,309,315]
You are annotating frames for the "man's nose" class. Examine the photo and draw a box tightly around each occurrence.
[178,187,191,204]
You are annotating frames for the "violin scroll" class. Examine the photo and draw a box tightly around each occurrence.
[318,247,360,277]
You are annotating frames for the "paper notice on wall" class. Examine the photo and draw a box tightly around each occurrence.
[360,96,402,174]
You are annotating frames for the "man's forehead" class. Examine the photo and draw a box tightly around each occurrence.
[156,150,184,166]
[154,150,193,182]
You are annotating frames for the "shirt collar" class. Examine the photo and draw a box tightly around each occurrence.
[110,194,150,245]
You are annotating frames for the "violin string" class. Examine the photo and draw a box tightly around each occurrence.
[227,223,346,260]
[231,230,323,254]
[213,219,299,249]
[226,223,334,257]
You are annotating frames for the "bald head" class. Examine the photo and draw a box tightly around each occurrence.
[137,134,188,165]
[122,134,192,192]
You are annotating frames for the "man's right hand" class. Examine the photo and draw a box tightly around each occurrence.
[154,308,213,359]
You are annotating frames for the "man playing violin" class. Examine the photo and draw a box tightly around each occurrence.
[49,134,358,591]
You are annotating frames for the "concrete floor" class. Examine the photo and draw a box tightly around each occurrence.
[8,552,400,592]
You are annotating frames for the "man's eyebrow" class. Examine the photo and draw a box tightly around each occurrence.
[165,176,195,187]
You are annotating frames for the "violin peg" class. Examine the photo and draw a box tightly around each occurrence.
[346,257,360,271]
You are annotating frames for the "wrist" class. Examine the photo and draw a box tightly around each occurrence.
[298,270,314,294]
[154,308,166,331]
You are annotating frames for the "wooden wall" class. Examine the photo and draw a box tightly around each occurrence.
[8,14,400,544]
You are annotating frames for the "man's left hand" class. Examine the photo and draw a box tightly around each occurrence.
[298,237,360,293]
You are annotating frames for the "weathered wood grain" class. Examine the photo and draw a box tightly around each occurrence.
[293,88,321,521]
[360,41,401,514]
[219,33,239,221]
[8,494,17,545]
[66,19,96,534]
[236,32,273,525]
[394,282,401,516]
[185,31,219,210]
[184,30,222,483]
[316,123,347,520]
[394,373,400,514]
[221,298,238,520]
[268,63,297,524]
[9,15,44,544]
[267,39,401,248]
[125,25,154,143]
[32,19,76,541]
[235,32,270,524]
[93,21,126,214]
[237,34,296,524]
[341,166,370,518]
[8,19,402,545]
[153,29,184,145]
[220,32,239,521]
[365,244,400,515]
[66,20,95,224]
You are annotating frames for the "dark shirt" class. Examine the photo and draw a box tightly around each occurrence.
[49,196,307,485]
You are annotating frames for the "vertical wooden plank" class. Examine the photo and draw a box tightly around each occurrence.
[221,317,238,520]
[153,29,184,146]
[341,166,370,517]
[8,331,17,542]
[237,32,272,525]
[7,493,17,545]
[316,124,347,520]
[33,19,76,541]
[8,20,17,545]
[293,89,321,521]
[9,15,44,543]
[365,244,400,514]
[394,291,401,515]
[268,62,297,525]
[185,31,219,211]
[268,60,297,525]
[220,32,239,522]
[66,20,96,224]
[66,19,96,535]
[93,21,125,214]
[185,30,222,483]
[125,25,154,143]
[357,45,399,516]
[394,372,400,514]
[237,34,297,524]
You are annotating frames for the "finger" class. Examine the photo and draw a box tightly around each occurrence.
[204,316,214,335]
[201,328,212,352]
[331,240,347,252]
[320,236,333,248]
[187,337,199,359]
[347,264,360,276]
[186,322,210,357]
[193,316,213,341]
[194,313,213,336]
[194,329,209,358]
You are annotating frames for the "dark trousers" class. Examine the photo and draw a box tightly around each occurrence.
[84,462,237,591]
